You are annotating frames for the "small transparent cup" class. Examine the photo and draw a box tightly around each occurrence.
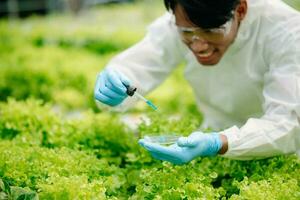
[143,135,181,145]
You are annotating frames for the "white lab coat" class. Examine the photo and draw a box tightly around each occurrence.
[103,0,300,160]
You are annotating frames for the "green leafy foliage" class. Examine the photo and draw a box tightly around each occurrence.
[231,175,300,200]
[37,176,106,200]
[128,155,300,199]
[0,178,38,200]
[130,162,223,200]
[0,99,139,163]
[0,99,299,199]
[1,1,300,199]
[32,35,133,55]
[0,45,109,110]
[0,140,115,199]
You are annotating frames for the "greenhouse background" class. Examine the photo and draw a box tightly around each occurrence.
[0,0,300,199]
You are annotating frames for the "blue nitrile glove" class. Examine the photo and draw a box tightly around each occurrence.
[94,68,131,106]
[138,132,222,165]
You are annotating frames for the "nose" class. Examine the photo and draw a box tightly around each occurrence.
[189,37,209,53]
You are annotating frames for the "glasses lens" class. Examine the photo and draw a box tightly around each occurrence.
[177,18,233,43]
[180,29,197,42]
[178,28,224,42]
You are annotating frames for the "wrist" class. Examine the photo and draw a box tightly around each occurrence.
[218,134,228,155]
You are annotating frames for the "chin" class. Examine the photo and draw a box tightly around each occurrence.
[196,56,221,66]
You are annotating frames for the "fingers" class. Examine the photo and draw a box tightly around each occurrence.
[190,131,203,137]
[94,73,102,96]
[139,139,187,165]
[139,140,176,155]
[117,71,131,87]
[94,68,132,106]
[138,139,146,147]
[143,142,170,155]
[106,69,130,95]
[100,82,126,100]
[177,136,198,147]
[177,132,205,147]
[94,91,122,106]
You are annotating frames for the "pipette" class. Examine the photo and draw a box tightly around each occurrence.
[125,85,158,111]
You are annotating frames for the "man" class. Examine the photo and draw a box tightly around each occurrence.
[94,0,300,164]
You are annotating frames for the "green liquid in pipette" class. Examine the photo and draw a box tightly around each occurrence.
[133,91,158,111]
[146,100,158,111]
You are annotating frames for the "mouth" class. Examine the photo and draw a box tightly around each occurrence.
[195,48,218,64]
[198,50,214,58]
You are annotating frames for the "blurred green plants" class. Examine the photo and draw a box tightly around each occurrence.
[284,0,300,10]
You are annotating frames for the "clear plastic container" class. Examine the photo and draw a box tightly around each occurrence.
[143,135,181,145]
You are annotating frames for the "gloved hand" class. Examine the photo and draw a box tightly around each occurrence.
[94,68,131,106]
[138,132,222,165]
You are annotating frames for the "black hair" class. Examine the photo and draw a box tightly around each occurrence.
[164,0,240,29]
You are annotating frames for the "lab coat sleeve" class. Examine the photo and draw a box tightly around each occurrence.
[96,13,185,111]
[220,18,300,160]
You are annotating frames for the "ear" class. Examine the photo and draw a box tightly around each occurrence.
[236,0,248,21]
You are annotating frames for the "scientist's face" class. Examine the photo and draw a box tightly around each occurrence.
[174,1,247,66]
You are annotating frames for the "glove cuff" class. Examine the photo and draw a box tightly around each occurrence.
[209,133,223,156]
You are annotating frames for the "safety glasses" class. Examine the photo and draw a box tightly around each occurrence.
[177,17,234,43]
